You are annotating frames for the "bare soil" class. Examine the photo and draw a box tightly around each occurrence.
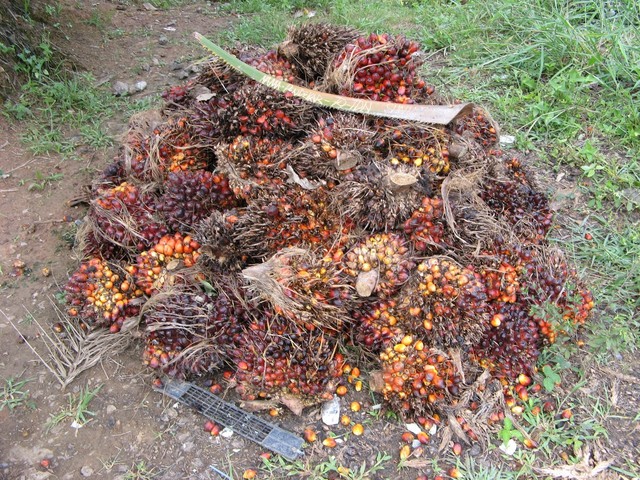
[1,2,639,480]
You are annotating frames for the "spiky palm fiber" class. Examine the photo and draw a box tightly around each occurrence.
[278,23,359,81]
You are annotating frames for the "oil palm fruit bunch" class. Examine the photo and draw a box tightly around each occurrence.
[278,23,359,81]
[403,196,447,253]
[128,232,201,297]
[329,32,435,103]
[157,170,240,231]
[192,83,313,144]
[162,84,192,109]
[232,310,343,402]
[142,284,251,378]
[215,135,293,200]
[87,181,167,254]
[292,113,374,182]
[242,248,355,332]
[331,161,426,232]
[373,120,451,177]
[125,117,210,182]
[401,257,490,348]
[449,107,499,149]
[481,158,553,243]
[380,341,462,416]
[342,233,415,299]
[351,299,405,352]
[234,185,353,260]
[470,302,542,381]
[65,257,143,333]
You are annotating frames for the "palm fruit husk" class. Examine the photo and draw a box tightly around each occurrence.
[85,181,168,255]
[127,232,201,297]
[278,23,359,82]
[142,281,251,378]
[403,196,447,253]
[327,32,435,104]
[331,161,427,232]
[195,210,248,274]
[290,113,374,182]
[233,184,354,260]
[242,248,354,332]
[400,257,490,348]
[342,233,415,299]
[124,116,211,183]
[65,257,144,333]
[157,169,240,232]
[231,307,343,403]
[380,343,462,417]
[214,135,294,200]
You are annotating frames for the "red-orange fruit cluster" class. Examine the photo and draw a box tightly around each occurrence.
[157,170,239,231]
[65,258,143,333]
[333,33,435,103]
[343,233,415,298]
[406,257,490,347]
[88,181,167,253]
[381,342,462,414]
[127,117,209,181]
[232,313,343,401]
[351,300,404,351]
[128,233,201,296]
[403,196,446,252]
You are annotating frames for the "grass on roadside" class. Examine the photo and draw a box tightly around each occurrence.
[46,384,102,432]
[0,376,34,412]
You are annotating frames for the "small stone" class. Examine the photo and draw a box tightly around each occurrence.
[176,70,189,80]
[152,58,161,66]
[405,423,422,435]
[106,405,117,415]
[113,81,129,97]
[170,60,183,71]
[321,395,340,426]
[182,441,195,453]
[134,81,147,92]
[80,466,93,477]
[500,134,516,145]
[158,35,168,45]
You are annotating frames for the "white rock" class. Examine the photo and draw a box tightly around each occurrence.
[220,427,234,438]
[80,465,94,477]
[411,439,422,449]
[500,135,516,145]
[134,81,147,92]
[499,438,518,455]
[321,395,340,426]
[405,423,422,435]
[113,81,129,97]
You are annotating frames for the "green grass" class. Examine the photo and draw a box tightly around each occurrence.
[0,376,34,411]
[46,384,102,432]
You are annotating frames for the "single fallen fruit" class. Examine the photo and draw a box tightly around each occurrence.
[323,437,337,448]
[352,423,364,436]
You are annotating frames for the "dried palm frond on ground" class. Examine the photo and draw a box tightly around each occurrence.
[3,302,131,390]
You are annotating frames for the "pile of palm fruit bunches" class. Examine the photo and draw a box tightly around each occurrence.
[64,24,593,434]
